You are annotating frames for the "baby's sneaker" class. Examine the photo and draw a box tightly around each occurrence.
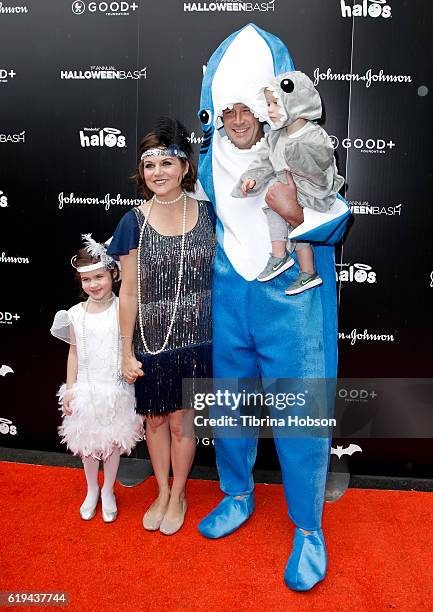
[285,272,323,295]
[257,253,295,282]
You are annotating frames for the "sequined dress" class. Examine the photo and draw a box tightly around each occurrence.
[108,200,215,415]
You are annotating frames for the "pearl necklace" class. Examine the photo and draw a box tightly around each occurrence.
[153,191,184,205]
[88,293,115,303]
[137,192,187,355]
[81,293,123,425]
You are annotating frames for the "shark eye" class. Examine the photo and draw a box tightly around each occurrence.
[280,78,294,93]
[198,109,212,126]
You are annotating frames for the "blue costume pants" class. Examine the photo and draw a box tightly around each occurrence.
[212,247,334,531]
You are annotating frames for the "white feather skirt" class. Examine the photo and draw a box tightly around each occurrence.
[57,382,143,460]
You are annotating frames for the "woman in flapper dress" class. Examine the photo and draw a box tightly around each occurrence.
[108,118,215,535]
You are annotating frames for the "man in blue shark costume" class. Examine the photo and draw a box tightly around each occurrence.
[196,24,350,591]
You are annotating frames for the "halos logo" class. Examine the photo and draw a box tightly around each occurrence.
[79,127,126,148]
[58,192,141,211]
[336,262,377,284]
[349,201,402,216]
[0,417,17,436]
[0,189,8,208]
[0,69,16,84]
[0,252,30,264]
[61,66,146,80]
[72,1,138,15]
[330,135,395,154]
[313,67,411,88]
[339,329,395,345]
[340,0,391,19]
[0,2,28,13]
[0,131,25,144]
[0,311,21,325]
[184,1,275,12]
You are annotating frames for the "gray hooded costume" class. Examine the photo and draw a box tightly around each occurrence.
[232,71,344,248]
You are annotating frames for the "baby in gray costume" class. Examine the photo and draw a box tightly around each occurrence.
[232,71,344,295]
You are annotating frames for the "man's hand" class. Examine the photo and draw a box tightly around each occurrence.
[265,171,304,227]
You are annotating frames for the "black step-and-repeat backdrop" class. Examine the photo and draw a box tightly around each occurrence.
[1,1,432,477]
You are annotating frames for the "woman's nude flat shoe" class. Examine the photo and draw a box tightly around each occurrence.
[159,499,187,536]
[142,499,169,531]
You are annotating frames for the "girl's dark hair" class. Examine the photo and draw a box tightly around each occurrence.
[73,247,119,299]
[133,117,197,200]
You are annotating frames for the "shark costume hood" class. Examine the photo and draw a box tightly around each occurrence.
[197,24,294,280]
[265,70,322,129]
[197,24,349,281]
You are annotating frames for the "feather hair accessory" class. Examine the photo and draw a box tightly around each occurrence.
[70,233,116,273]
[153,117,193,159]
[81,233,113,265]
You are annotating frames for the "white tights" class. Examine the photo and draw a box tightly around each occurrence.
[81,448,121,512]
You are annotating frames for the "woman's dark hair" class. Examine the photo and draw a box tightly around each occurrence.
[133,117,197,200]
[73,247,119,298]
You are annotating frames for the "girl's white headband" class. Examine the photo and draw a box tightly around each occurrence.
[71,234,116,273]
[70,258,107,273]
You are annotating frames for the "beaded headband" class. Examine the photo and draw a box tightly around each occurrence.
[141,144,187,160]
[71,234,116,273]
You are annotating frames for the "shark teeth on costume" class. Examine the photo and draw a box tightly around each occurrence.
[215,102,265,130]
[211,25,275,129]
[221,134,266,152]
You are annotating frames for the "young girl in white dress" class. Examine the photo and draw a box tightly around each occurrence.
[50,235,143,522]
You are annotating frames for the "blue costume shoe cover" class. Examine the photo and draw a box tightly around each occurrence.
[198,494,255,539]
[284,528,327,591]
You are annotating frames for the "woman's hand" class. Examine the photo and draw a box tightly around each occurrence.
[122,354,144,384]
[63,390,74,415]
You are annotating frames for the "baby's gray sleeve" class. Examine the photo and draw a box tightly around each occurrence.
[231,141,275,198]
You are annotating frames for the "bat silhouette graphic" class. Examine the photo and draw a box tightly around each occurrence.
[331,444,362,459]
[0,365,14,377]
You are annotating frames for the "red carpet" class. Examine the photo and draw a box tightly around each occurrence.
[1,462,432,611]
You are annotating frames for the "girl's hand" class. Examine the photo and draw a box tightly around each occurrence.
[63,390,74,415]
[242,178,256,195]
[122,355,144,384]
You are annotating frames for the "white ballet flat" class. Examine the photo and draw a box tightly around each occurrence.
[101,491,117,523]
[80,488,100,521]
[102,508,118,523]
